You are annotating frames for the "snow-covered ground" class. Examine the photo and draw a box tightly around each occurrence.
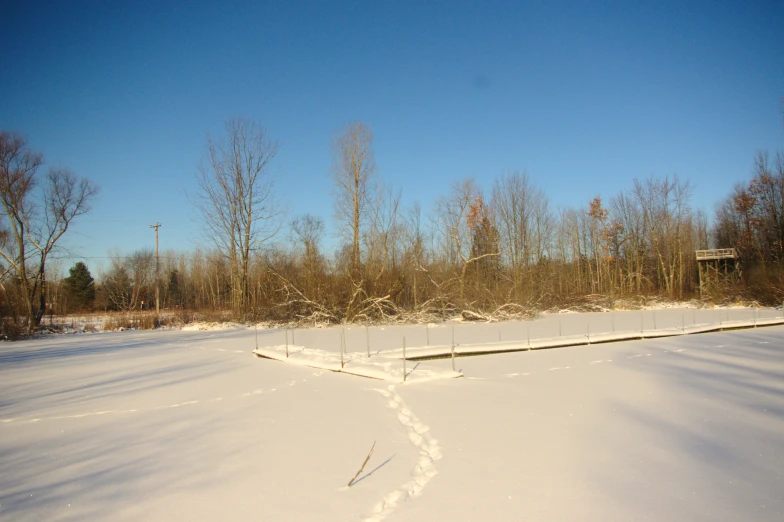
[2,313,783,520]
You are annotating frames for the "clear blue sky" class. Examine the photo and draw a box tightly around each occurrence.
[2,1,783,275]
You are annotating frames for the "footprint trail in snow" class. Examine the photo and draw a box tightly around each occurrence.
[365,385,442,522]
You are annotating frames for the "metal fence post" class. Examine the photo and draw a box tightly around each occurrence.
[640,312,644,337]
[451,325,456,371]
[587,322,590,344]
[403,336,407,382]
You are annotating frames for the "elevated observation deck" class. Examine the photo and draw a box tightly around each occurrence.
[696,248,738,261]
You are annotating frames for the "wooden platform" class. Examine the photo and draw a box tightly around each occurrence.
[696,248,737,261]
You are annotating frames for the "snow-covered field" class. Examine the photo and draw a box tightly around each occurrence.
[2,311,783,520]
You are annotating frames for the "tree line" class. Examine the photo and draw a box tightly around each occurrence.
[2,121,783,334]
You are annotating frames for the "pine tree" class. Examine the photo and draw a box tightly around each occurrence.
[63,262,96,311]
[167,269,182,307]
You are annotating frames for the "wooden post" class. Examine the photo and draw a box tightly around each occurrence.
[366,325,370,357]
[150,222,161,314]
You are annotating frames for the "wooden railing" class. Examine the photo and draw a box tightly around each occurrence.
[696,248,737,261]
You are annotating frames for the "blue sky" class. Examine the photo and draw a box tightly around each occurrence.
[1,0,782,275]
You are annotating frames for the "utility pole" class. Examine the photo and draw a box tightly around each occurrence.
[150,222,161,313]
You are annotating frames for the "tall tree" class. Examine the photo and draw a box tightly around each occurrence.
[193,118,284,317]
[632,175,693,298]
[491,171,551,300]
[468,194,500,283]
[103,264,132,311]
[748,151,784,264]
[63,261,95,311]
[434,179,500,302]
[166,269,182,308]
[331,121,376,281]
[0,131,98,330]
[290,214,326,297]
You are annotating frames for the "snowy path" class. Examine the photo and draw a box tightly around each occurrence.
[365,385,442,521]
[2,323,783,520]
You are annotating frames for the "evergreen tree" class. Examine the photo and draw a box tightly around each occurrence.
[63,262,95,311]
[167,269,182,307]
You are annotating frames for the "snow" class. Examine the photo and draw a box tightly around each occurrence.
[2,311,783,520]
[252,345,462,383]
[253,307,784,361]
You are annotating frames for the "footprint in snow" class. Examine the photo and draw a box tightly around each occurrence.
[366,386,441,521]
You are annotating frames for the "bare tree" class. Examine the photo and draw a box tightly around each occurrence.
[290,214,326,297]
[632,175,693,298]
[402,201,427,308]
[365,182,403,295]
[749,150,784,264]
[586,196,608,293]
[0,131,98,330]
[491,171,551,300]
[193,118,284,317]
[100,250,156,311]
[433,178,500,303]
[610,192,646,294]
[331,121,376,281]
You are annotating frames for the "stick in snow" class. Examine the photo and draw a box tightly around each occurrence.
[347,440,376,487]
